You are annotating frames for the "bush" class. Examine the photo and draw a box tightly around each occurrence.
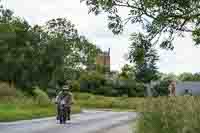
[93,86,116,96]
[79,71,106,92]
[151,80,170,97]
[73,93,95,100]
[115,81,145,97]
[33,87,51,107]
[71,80,80,92]
[135,83,146,97]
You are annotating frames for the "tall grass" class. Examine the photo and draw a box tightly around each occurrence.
[136,96,200,133]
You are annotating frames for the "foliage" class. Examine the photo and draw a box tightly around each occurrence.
[44,18,101,80]
[74,93,146,110]
[162,73,178,81]
[70,80,80,92]
[79,71,106,92]
[151,80,170,97]
[33,87,51,107]
[118,64,135,80]
[93,85,117,96]
[178,72,200,81]
[82,0,200,49]
[79,70,146,97]
[0,6,99,92]
[129,33,159,83]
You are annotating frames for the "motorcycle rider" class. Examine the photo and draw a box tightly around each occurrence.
[55,82,74,122]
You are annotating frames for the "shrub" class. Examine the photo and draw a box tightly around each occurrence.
[93,86,116,96]
[135,83,146,97]
[73,93,94,100]
[33,87,51,107]
[71,80,80,92]
[151,80,170,97]
[79,71,106,92]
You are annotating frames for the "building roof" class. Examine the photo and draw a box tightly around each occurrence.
[176,81,200,96]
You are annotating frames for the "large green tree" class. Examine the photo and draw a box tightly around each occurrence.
[128,33,159,83]
[82,0,200,49]
[44,18,101,80]
[0,9,65,90]
[178,72,200,81]
[0,7,100,92]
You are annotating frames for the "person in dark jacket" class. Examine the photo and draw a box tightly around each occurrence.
[55,83,74,121]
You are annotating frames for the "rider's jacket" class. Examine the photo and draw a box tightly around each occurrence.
[56,91,73,107]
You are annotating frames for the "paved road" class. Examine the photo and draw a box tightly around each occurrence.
[0,110,137,133]
[97,123,133,133]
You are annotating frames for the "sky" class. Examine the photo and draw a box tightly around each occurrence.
[4,0,200,75]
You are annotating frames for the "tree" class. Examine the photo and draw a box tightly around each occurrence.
[163,73,178,81]
[178,72,200,81]
[151,80,170,97]
[128,33,159,83]
[178,72,193,81]
[0,6,100,94]
[44,18,100,80]
[193,73,200,81]
[118,64,135,80]
[79,71,106,93]
[82,0,200,49]
[0,7,37,89]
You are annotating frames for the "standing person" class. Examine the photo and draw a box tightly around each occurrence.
[168,80,176,96]
[184,89,192,96]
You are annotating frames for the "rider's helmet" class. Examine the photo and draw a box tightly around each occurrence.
[62,81,70,93]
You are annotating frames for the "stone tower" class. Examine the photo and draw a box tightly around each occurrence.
[96,48,110,72]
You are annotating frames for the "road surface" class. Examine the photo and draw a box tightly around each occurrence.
[0,110,137,133]
[97,123,133,133]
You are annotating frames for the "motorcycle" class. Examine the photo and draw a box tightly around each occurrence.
[58,99,67,124]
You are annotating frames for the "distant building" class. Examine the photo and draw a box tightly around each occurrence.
[175,81,200,96]
[96,48,111,72]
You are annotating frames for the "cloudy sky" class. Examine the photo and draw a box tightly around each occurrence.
[4,0,200,74]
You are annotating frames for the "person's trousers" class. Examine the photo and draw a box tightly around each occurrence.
[57,106,71,121]
[66,107,71,120]
[57,105,60,120]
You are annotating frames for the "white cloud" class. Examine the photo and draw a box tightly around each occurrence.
[4,0,200,73]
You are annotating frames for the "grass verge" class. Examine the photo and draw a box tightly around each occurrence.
[74,93,145,111]
[0,103,81,122]
[0,96,81,122]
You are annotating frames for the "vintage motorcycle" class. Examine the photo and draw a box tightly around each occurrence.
[58,99,67,124]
